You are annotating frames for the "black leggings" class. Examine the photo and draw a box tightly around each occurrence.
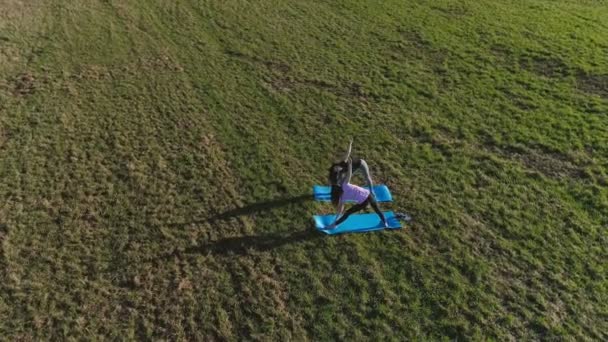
[335,194,386,225]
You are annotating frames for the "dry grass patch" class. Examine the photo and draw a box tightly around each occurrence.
[576,73,608,99]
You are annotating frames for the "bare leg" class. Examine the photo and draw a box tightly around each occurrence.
[369,196,387,227]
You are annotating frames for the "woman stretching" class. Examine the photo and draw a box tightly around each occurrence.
[325,157,388,230]
[328,139,375,190]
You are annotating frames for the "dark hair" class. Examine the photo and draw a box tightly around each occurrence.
[328,165,341,185]
[331,184,343,206]
[328,162,349,186]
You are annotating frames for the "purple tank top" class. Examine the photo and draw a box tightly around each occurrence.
[341,183,370,204]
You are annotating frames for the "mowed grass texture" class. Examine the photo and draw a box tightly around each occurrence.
[1,0,607,339]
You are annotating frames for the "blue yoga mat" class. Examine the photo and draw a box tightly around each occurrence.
[313,211,401,235]
[313,184,393,202]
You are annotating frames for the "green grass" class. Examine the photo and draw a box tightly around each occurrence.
[1,0,607,339]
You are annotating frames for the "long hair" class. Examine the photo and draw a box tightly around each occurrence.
[330,184,343,206]
[328,164,343,186]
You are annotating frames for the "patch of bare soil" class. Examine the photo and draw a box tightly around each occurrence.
[11,72,36,96]
[431,3,470,18]
[138,53,184,73]
[392,28,448,66]
[0,223,7,244]
[0,125,7,148]
[67,54,184,83]
[576,73,608,99]
[519,55,570,78]
[493,145,585,180]
[226,49,373,100]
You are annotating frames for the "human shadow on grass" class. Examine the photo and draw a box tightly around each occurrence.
[208,193,313,221]
[165,228,322,259]
[160,193,321,258]
[166,193,313,228]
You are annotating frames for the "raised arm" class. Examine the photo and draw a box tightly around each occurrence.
[342,138,353,162]
[341,157,353,185]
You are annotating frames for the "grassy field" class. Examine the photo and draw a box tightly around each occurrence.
[1,0,607,339]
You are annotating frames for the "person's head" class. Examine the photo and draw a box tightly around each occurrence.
[330,184,343,206]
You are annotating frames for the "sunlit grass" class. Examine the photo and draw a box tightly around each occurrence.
[1,0,607,339]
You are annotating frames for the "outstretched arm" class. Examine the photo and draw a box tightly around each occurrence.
[342,138,353,162]
[342,157,353,185]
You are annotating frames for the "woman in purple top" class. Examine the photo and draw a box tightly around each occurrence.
[325,157,387,230]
